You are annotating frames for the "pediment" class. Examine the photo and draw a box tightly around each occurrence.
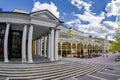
[31,10,59,21]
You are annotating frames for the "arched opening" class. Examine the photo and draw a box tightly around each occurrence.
[72,44,76,57]
[62,42,71,57]
[95,45,98,53]
[42,41,44,55]
[88,44,92,55]
[93,45,95,54]
[100,45,103,53]
[97,45,102,53]
[58,43,61,56]
[77,43,83,57]
[84,44,88,55]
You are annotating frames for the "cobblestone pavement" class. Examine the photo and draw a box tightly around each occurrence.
[64,53,120,70]
[78,69,120,80]
[64,53,120,80]
[0,53,120,80]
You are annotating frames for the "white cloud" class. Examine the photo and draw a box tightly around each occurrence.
[66,19,81,27]
[103,21,118,30]
[66,0,118,40]
[77,23,109,38]
[107,35,115,41]
[71,0,92,12]
[74,11,105,25]
[32,1,60,18]
[106,0,120,16]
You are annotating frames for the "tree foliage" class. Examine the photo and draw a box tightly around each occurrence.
[110,33,120,52]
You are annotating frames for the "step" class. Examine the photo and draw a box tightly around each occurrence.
[8,66,101,79]
[62,77,78,80]
[0,62,72,68]
[0,62,104,80]
[0,63,91,77]
[52,67,103,80]
[0,62,94,72]
[0,63,87,74]
[0,62,90,72]
[74,68,104,78]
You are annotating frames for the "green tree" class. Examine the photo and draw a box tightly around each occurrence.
[110,33,120,52]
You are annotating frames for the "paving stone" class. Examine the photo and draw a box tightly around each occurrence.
[103,69,120,75]
[92,72,120,80]
[77,75,101,80]
[0,76,8,80]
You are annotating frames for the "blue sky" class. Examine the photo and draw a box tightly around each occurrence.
[0,0,120,40]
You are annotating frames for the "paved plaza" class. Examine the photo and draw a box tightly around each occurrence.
[65,53,120,64]
[64,53,120,80]
[64,53,120,71]
[0,53,120,80]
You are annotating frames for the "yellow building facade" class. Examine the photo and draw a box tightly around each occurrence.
[57,25,110,58]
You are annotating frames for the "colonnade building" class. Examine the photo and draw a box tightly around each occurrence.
[39,25,110,58]
[0,9,110,63]
[58,25,110,57]
[0,10,63,63]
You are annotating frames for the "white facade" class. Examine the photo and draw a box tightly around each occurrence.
[0,10,62,63]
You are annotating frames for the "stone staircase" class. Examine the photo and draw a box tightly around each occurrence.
[0,62,104,80]
[7,54,51,64]
[32,54,50,63]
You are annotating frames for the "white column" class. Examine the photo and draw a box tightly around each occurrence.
[4,23,10,62]
[54,30,59,60]
[27,25,33,63]
[48,33,51,59]
[37,39,40,55]
[50,28,55,61]
[34,40,37,54]
[22,25,27,63]
[46,36,48,57]
[40,39,42,56]
[44,36,47,57]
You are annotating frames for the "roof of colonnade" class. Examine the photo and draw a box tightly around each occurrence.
[0,9,64,40]
[0,9,62,28]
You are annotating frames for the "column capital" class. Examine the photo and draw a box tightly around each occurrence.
[29,23,34,26]
[23,24,28,26]
[6,22,10,24]
[49,27,55,30]
[6,23,10,26]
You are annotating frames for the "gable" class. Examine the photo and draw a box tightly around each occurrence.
[30,10,59,22]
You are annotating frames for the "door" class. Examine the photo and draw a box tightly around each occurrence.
[9,30,22,58]
[0,35,3,60]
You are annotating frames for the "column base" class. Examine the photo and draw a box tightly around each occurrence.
[55,58,59,61]
[44,55,47,57]
[40,55,43,56]
[27,60,33,63]
[4,60,9,63]
[55,59,59,61]
[22,59,26,63]
[59,56,62,60]
[50,58,55,61]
